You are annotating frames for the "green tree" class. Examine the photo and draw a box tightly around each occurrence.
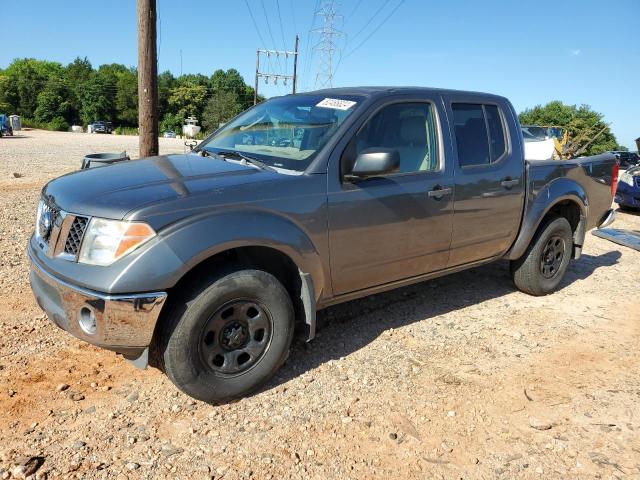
[78,73,114,125]
[2,58,63,118]
[519,101,619,155]
[64,57,94,124]
[158,70,176,122]
[0,73,15,112]
[168,82,208,122]
[159,112,182,134]
[34,78,72,124]
[114,68,138,125]
[202,90,241,131]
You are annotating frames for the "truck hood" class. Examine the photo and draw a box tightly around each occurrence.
[43,154,279,219]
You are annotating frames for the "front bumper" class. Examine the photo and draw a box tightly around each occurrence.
[28,250,167,358]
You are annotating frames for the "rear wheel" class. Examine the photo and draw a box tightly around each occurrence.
[510,216,573,296]
[154,269,294,403]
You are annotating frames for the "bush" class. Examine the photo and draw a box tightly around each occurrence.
[47,116,69,131]
[114,126,138,136]
[159,112,182,134]
[20,118,47,129]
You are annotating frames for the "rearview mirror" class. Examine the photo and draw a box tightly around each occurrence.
[346,148,400,180]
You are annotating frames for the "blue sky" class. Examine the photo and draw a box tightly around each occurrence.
[1,0,638,148]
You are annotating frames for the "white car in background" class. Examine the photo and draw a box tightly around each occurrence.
[522,125,556,160]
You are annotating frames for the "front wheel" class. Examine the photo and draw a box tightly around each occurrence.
[510,216,573,296]
[154,269,294,403]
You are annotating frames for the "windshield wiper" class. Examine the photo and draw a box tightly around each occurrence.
[197,148,218,158]
[215,150,276,172]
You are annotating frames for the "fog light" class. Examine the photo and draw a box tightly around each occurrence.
[79,307,97,335]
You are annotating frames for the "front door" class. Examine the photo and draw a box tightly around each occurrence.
[328,99,454,295]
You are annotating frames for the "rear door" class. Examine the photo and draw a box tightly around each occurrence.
[327,96,454,295]
[442,97,525,266]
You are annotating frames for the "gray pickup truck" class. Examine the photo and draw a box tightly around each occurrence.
[29,87,618,403]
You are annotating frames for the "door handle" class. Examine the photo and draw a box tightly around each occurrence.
[500,177,519,188]
[427,187,452,198]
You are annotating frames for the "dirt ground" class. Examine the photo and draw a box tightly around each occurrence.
[0,130,639,479]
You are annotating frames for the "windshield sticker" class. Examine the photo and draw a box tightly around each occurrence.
[316,98,357,110]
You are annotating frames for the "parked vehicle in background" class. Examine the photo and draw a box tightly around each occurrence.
[89,121,113,134]
[163,131,177,138]
[611,151,640,169]
[615,164,640,210]
[522,125,555,160]
[0,114,13,137]
[28,87,618,403]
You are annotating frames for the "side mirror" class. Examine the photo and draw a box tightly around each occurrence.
[346,148,400,180]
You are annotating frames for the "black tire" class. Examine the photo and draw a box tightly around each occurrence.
[510,216,573,296]
[154,269,294,403]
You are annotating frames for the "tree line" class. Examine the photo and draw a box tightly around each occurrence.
[0,57,626,153]
[519,101,623,155]
[0,57,262,134]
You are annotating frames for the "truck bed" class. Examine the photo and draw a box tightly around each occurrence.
[506,153,617,261]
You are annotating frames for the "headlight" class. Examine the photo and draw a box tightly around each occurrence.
[35,200,44,236]
[78,218,155,266]
[619,172,634,186]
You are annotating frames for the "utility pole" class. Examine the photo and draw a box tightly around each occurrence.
[254,35,299,105]
[292,35,299,94]
[137,0,158,157]
[313,1,342,89]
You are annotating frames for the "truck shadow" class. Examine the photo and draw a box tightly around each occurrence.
[0,134,30,139]
[265,250,621,390]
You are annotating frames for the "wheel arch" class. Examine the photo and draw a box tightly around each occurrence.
[507,178,588,260]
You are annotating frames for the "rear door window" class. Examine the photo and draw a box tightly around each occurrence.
[452,103,507,166]
[485,105,506,161]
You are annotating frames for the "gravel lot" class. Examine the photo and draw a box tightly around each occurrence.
[1,130,639,479]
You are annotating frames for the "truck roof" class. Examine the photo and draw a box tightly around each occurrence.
[303,86,507,101]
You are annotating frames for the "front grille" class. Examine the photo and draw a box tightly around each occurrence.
[635,176,640,188]
[64,216,89,256]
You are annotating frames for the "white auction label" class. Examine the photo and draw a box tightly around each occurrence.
[316,98,357,110]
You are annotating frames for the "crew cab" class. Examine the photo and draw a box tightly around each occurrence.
[28,87,618,403]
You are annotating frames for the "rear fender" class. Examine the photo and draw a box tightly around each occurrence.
[506,178,588,260]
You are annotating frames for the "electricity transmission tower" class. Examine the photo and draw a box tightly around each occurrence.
[312,1,343,89]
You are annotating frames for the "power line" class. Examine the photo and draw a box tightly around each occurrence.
[244,0,268,48]
[289,0,298,37]
[275,0,289,74]
[244,0,277,82]
[346,0,387,48]
[276,0,287,51]
[261,0,284,76]
[345,0,364,22]
[344,0,404,59]
[333,0,404,80]
[302,0,321,91]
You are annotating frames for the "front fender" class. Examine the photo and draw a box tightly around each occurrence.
[506,177,588,260]
[109,209,326,300]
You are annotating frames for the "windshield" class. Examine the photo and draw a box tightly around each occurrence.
[197,94,360,171]
[521,126,548,142]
